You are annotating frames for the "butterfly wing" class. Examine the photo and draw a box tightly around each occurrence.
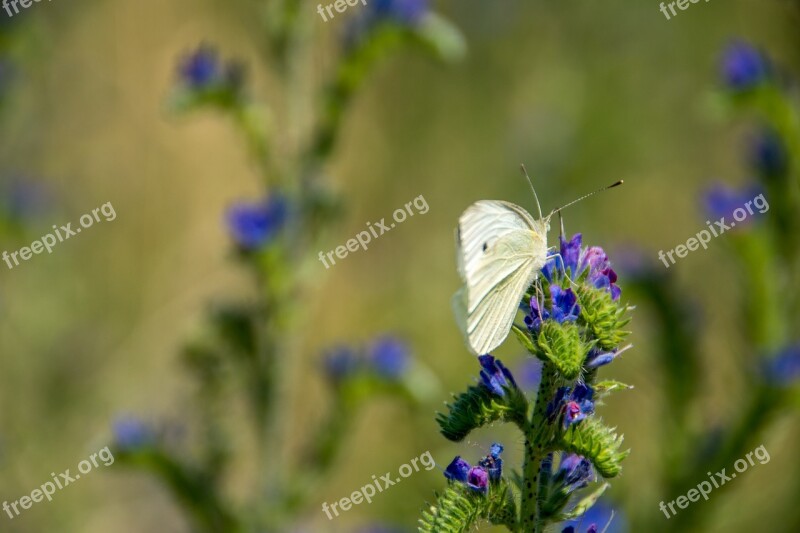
[456,201,548,354]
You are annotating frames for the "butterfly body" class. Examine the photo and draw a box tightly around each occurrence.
[455,200,551,355]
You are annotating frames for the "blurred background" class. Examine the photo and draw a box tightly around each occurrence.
[1,0,799,532]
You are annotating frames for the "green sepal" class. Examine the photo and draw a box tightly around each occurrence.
[436,384,529,442]
[511,324,537,355]
[559,418,629,478]
[593,380,634,397]
[556,482,610,521]
[536,321,586,379]
[418,479,516,533]
[578,286,631,351]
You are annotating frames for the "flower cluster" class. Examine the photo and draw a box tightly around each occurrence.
[542,234,621,301]
[443,443,504,494]
[720,40,771,91]
[548,384,595,429]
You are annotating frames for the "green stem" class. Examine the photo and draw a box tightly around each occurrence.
[520,363,557,532]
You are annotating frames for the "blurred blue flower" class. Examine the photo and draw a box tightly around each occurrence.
[543,234,621,300]
[112,417,154,451]
[226,194,289,250]
[526,285,579,331]
[344,0,430,49]
[703,182,764,227]
[478,355,518,396]
[720,40,770,91]
[179,45,220,89]
[516,357,542,391]
[368,336,409,380]
[371,0,429,25]
[1,177,50,222]
[748,128,788,179]
[762,344,800,386]
[323,345,361,383]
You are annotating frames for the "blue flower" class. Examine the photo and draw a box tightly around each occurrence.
[585,344,632,369]
[749,128,788,179]
[478,355,518,396]
[368,336,409,380]
[549,385,595,428]
[762,344,800,386]
[526,285,579,331]
[444,456,471,483]
[112,417,154,451]
[543,234,621,300]
[720,40,770,91]
[226,194,289,250]
[554,453,594,494]
[478,443,504,482]
[323,345,360,383]
[703,182,764,228]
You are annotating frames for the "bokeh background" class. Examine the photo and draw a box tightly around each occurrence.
[1,0,799,532]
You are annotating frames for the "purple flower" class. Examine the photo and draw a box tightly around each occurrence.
[720,40,770,91]
[112,417,154,451]
[703,182,764,229]
[444,456,471,483]
[478,443,504,482]
[323,346,360,383]
[467,466,489,492]
[368,336,409,380]
[543,234,621,300]
[226,194,289,250]
[478,355,518,396]
[526,285,579,331]
[762,344,800,386]
[749,128,788,179]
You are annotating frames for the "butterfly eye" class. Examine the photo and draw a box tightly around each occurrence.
[482,243,488,252]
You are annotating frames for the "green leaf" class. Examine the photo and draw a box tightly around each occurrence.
[559,418,630,478]
[536,321,586,379]
[436,384,529,442]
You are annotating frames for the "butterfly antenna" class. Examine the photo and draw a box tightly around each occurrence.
[558,210,566,239]
[552,180,624,216]
[520,164,544,219]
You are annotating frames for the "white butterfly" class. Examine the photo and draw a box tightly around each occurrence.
[454,169,621,355]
